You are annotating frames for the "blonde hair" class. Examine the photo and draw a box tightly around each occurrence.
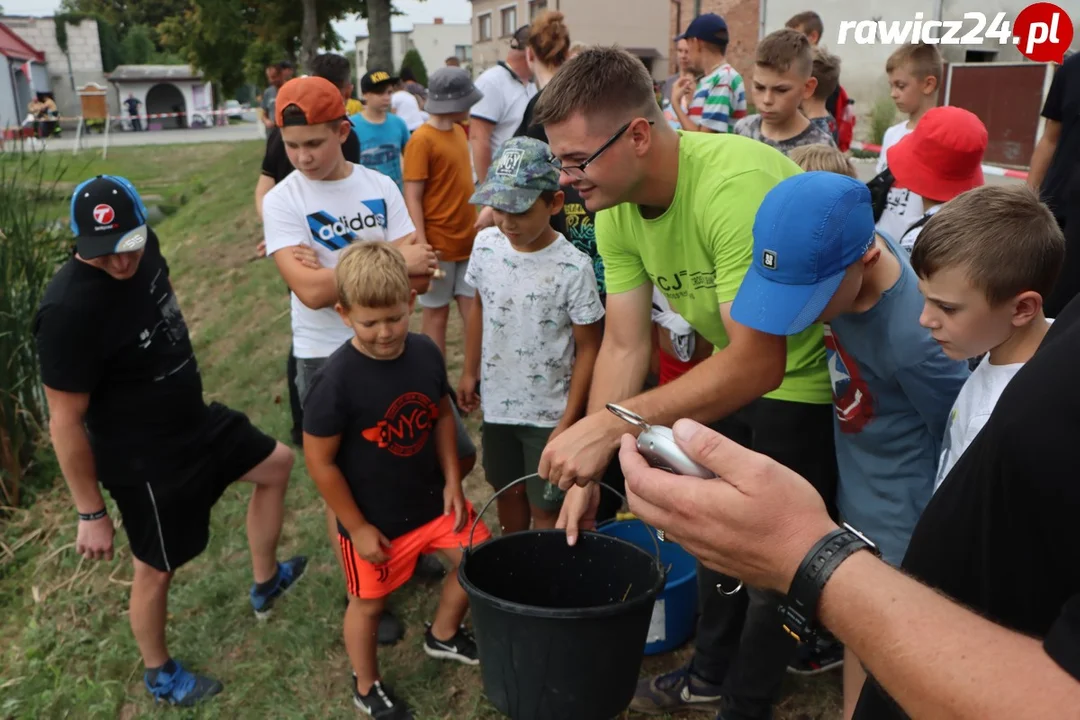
[786,11,824,39]
[788,144,856,177]
[910,185,1064,305]
[568,42,588,58]
[811,46,840,99]
[756,28,813,77]
[529,11,571,67]
[886,42,943,86]
[335,241,411,309]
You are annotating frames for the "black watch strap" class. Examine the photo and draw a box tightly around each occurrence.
[779,524,879,642]
[78,508,108,521]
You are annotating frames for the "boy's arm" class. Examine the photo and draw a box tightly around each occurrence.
[556,320,603,435]
[1028,119,1061,192]
[671,77,701,131]
[436,394,462,490]
[403,181,427,245]
[896,355,970,445]
[458,289,483,412]
[262,191,338,308]
[303,433,370,535]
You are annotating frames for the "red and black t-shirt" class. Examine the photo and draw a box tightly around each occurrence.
[302,333,450,540]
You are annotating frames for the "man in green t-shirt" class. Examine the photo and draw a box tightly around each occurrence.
[533,47,838,720]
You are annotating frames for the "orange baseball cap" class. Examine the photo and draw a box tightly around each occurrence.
[274,76,346,127]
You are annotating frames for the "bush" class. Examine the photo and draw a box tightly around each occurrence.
[0,154,69,507]
[400,49,429,87]
[869,95,898,147]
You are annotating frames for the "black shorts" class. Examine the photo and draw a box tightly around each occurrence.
[105,403,277,572]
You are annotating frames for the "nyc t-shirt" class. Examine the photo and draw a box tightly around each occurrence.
[261,163,415,359]
[465,228,605,427]
[596,131,831,405]
[348,112,411,190]
[34,231,209,486]
[825,235,969,564]
[302,334,450,540]
[689,63,747,133]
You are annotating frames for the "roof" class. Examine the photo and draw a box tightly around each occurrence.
[107,64,204,82]
[0,21,44,62]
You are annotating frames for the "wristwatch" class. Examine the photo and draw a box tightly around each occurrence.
[778,523,880,642]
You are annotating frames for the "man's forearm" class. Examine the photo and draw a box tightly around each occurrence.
[1027,137,1056,190]
[604,344,783,433]
[674,102,698,132]
[49,418,105,514]
[584,340,652,415]
[470,135,492,183]
[819,551,1080,718]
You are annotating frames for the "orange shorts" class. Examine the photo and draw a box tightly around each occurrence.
[339,504,492,599]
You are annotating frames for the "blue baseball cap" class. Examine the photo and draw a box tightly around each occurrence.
[677,13,729,44]
[70,175,150,259]
[731,172,876,336]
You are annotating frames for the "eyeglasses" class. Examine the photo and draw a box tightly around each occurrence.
[549,119,655,181]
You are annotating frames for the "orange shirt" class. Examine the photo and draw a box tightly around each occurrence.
[403,123,477,262]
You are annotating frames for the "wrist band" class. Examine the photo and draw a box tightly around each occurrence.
[778,523,879,642]
[78,508,108,521]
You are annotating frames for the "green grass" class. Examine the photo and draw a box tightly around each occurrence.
[0,142,843,719]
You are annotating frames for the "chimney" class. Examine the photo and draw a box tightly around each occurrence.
[434,17,444,24]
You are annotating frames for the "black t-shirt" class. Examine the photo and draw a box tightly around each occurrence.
[34,231,208,485]
[1040,54,1080,224]
[514,88,606,296]
[302,333,451,540]
[261,125,362,184]
[852,295,1080,719]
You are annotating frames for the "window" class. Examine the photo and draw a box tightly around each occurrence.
[501,6,517,37]
[455,44,472,62]
[529,0,547,20]
[479,13,492,42]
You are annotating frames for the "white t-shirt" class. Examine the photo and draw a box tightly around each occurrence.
[262,163,415,359]
[899,203,942,253]
[471,63,537,158]
[392,90,427,131]
[876,121,912,174]
[465,228,605,427]
[934,353,1028,490]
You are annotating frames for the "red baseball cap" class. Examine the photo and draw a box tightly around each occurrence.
[886,106,987,203]
[274,76,346,127]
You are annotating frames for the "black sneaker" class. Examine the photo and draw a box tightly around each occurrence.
[787,635,845,675]
[423,623,479,665]
[353,679,413,720]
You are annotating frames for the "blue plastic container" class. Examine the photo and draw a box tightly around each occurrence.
[597,520,698,655]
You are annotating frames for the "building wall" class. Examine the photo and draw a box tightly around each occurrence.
[669,0,760,90]
[471,0,524,73]
[0,16,108,120]
[411,22,472,77]
[1,58,19,130]
[471,0,670,78]
[560,0,671,79]
[354,31,413,75]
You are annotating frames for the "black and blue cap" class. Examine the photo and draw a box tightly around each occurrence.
[731,172,876,336]
[69,175,149,259]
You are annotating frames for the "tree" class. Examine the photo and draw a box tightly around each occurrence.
[299,0,319,75]
[399,48,428,86]
[366,0,392,71]
[60,0,189,48]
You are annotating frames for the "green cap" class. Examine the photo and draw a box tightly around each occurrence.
[470,137,561,214]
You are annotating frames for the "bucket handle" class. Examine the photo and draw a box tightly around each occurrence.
[467,473,664,569]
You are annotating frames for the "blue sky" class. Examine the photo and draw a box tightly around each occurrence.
[2,0,474,44]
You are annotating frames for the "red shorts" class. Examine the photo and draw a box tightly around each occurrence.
[658,349,704,385]
[339,504,492,599]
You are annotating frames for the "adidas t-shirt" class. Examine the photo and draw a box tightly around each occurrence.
[262,163,415,359]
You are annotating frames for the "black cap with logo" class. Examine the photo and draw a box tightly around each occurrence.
[69,175,150,259]
[360,69,399,93]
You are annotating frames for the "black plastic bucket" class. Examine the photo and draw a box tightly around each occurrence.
[459,478,666,720]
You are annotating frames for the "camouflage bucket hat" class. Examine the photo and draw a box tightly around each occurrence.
[470,137,561,214]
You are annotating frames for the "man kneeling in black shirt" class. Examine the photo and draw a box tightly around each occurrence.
[35,175,307,707]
